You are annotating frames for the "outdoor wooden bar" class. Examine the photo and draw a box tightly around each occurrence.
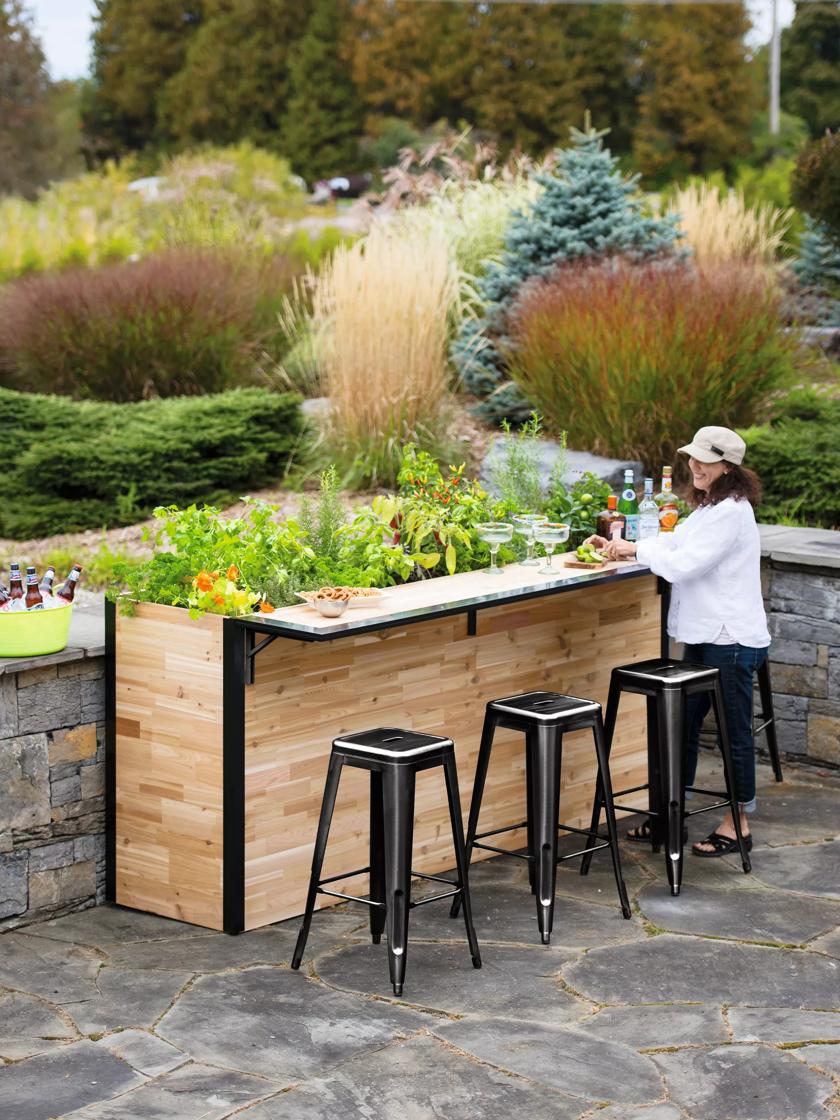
[105,558,665,933]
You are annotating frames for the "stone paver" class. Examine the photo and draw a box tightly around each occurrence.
[316,941,589,1022]
[157,966,426,1080]
[563,934,840,1009]
[61,1062,282,1120]
[653,1045,834,1120]
[638,883,840,945]
[729,1008,840,1044]
[750,840,840,899]
[2,756,839,1120]
[433,1018,663,1104]
[236,1034,582,1120]
[0,1039,143,1120]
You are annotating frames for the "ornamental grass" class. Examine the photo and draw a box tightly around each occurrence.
[315,224,458,486]
[667,183,793,271]
[507,259,799,473]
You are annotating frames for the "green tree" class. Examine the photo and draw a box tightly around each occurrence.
[792,131,840,239]
[0,0,58,196]
[632,3,755,184]
[281,0,362,183]
[160,0,308,151]
[83,0,203,158]
[781,1,840,138]
[452,126,684,422]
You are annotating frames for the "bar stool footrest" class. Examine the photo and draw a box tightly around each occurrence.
[316,887,385,906]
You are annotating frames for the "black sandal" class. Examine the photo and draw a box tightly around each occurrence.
[627,819,687,844]
[692,832,753,858]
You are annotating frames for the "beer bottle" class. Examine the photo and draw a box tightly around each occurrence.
[9,563,24,601]
[39,567,56,597]
[25,567,44,610]
[56,564,83,604]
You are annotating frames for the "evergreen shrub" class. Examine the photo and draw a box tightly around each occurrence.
[451,126,683,423]
[507,260,797,471]
[0,387,303,538]
[744,392,840,529]
[0,250,300,401]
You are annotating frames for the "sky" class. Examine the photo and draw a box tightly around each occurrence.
[27,0,794,82]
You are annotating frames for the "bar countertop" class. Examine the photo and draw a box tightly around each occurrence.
[239,553,654,641]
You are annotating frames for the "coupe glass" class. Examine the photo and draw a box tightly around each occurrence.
[534,522,570,575]
[513,514,549,567]
[476,522,514,575]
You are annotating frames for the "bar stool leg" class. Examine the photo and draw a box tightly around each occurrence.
[710,679,752,875]
[657,689,686,897]
[647,695,665,854]
[442,752,482,969]
[580,675,621,876]
[591,712,632,919]
[382,765,416,996]
[526,739,536,894]
[292,753,345,969]
[531,724,561,945]
[450,708,497,919]
[369,769,386,945]
[757,659,783,783]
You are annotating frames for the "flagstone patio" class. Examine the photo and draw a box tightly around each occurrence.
[1,755,839,1120]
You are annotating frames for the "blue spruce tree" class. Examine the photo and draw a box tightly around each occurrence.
[794,218,840,293]
[453,126,684,423]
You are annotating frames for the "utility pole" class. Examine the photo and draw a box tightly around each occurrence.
[769,0,781,134]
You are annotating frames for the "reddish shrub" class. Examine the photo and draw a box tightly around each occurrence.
[507,260,799,470]
[0,249,299,401]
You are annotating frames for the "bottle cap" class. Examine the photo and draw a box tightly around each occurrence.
[607,495,617,509]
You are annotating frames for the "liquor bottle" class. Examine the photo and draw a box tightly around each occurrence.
[655,467,679,533]
[39,567,56,597]
[617,469,639,541]
[25,567,44,610]
[56,564,83,604]
[9,563,24,601]
[0,582,9,607]
[638,478,660,540]
[596,495,626,541]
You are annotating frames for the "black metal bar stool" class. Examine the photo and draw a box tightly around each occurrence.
[291,726,481,996]
[450,691,631,944]
[580,659,752,896]
[756,659,782,782]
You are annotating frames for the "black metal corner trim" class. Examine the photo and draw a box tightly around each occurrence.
[222,618,246,934]
[104,599,117,902]
[657,577,671,659]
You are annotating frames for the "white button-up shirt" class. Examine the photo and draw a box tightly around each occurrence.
[635,497,770,648]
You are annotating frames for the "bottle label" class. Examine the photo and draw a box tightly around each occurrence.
[638,516,659,540]
[609,521,623,540]
[660,509,679,531]
[624,513,639,542]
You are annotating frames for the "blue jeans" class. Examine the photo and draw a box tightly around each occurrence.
[682,642,769,813]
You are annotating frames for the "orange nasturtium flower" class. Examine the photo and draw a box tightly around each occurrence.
[258,601,275,613]
[213,593,225,606]
[226,564,239,581]
[195,571,214,592]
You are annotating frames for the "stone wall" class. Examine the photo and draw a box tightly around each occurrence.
[762,559,840,767]
[0,656,106,930]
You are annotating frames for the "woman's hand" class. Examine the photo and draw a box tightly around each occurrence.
[604,538,637,561]
[584,535,609,550]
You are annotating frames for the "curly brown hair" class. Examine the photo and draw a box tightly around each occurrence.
[690,464,763,510]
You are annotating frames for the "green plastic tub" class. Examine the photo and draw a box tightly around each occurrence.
[0,603,73,658]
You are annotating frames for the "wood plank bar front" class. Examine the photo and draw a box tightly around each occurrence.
[110,566,662,931]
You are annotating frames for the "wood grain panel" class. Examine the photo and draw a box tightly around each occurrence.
[115,602,225,929]
[243,575,659,930]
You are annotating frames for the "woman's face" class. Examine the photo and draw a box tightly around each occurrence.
[688,456,728,492]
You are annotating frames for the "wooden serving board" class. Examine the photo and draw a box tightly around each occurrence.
[563,559,608,570]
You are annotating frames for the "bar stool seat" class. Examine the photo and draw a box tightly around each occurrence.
[451,690,631,944]
[291,726,481,996]
[580,658,752,896]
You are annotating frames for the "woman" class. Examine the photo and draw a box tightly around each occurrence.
[588,426,770,856]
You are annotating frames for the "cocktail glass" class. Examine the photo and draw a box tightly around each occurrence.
[534,522,570,575]
[476,522,514,575]
[513,514,549,566]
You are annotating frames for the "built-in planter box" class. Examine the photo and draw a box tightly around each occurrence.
[107,564,663,933]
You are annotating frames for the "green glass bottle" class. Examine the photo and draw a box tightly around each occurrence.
[617,469,639,541]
